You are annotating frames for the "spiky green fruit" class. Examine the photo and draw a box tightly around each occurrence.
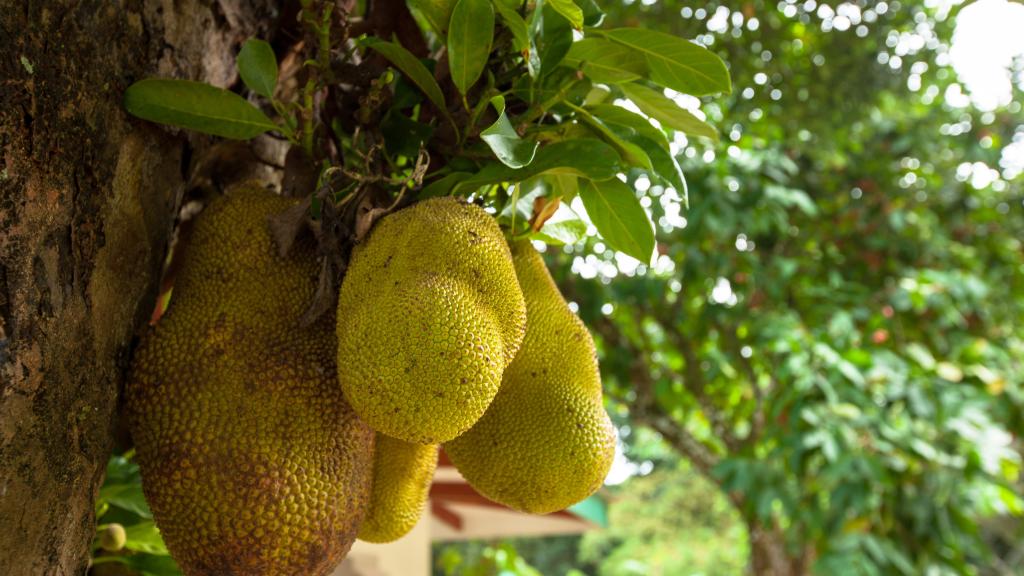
[336,197,526,444]
[358,434,438,543]
[127,184,374,576]
[446,241,616,514]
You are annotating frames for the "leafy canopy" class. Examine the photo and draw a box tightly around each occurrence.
[561,0,1024,574]
[123,0,731,263]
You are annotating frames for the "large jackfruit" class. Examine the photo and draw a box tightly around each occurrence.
[127,185,375,576]
[358,434,438,543]
[336,197,526,444]
[445,241,616,514]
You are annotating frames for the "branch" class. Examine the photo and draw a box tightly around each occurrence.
[719,323,774,446]
[642,411,720,476]
[589,314,722,477]
[657,314,741,452]
[557,275,727,478]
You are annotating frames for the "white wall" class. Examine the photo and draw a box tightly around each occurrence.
[332,513,431,576]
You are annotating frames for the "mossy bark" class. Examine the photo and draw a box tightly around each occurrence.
[0,1,277,573]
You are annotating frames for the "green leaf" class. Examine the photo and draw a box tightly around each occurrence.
[501,138,620,179]
[563,38,648,84]
[532,215,588,245]
[124,554,183,576]
[448,0,495,95]
[587,104,669,149]
[765,184,818,216]
[452,139,621,194]
[392,58,436,109]
[583,84,613,106]
[94,554,182,576]
[493,0,530,54]
[529,3,574,78]
[571,104,652,170]
[578,178,655,262]
[546,0,583,29]
[381,110,434,157]
[363,38,450,121]
[548,172,579,199]
[100,482,152,518]
[578,0,605,26]
[409,0,458,35]
[598,28,731,95]
[513,67,589,106]
[123,521,169,555]
[421,172,475,198]
[631,134,688,205]
[587,104,688,202]
[503,176,549,220]
[103,454,141,484]
[123,79,277,140]
[480,95,539,168]
[236,39,278,99]
[620,83,719,141]
[503,174,578,222]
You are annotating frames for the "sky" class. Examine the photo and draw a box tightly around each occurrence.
[949,0,1024,111]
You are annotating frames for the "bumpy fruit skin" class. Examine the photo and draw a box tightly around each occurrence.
[337,197,526,444]
[358,434,439,543]
[446,241,616,514]
[127,185,375,576]
[98,523,127,552]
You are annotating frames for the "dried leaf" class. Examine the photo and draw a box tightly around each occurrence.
[529,196,561,232]
[299,257,340,327]
[281,147,318,198]
[355,204,388,242]
[267,196,312,258]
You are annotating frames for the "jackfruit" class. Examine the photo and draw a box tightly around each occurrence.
[127,184,375,576]
[358,434,438,543]
[336,197,526,444]
[445,241,616,514]
[98,523,127,552]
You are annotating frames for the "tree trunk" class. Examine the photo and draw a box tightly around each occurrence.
[747,525,814,576]
[0,1,276,573]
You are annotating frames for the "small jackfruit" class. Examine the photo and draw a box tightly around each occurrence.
[127,184,375,576]
[358,434,439,543]
[336,197,527,444]
[446,241,616,514]
[98,523,127,552]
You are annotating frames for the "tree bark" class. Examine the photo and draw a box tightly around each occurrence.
[747,525,814,576]
[0,1,277,573]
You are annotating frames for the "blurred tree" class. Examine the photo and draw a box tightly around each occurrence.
[433,425,746,576]
[434,541,544,576]
[579,461,748,576]
[434,537,580,576]
[551,1,1024,574]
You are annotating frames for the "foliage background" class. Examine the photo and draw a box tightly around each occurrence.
[435,0,1024,574]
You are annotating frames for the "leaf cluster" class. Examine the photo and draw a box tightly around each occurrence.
[90,453,182,576]
[562,1,1024,573]
[122,0,731,263]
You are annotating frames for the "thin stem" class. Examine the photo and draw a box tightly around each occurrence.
[514,79,578,126]
[296,0,336,157]
[318,4,333,75]
[509,183,521,235]
[301,76,316,156]
[465,89,496,141]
